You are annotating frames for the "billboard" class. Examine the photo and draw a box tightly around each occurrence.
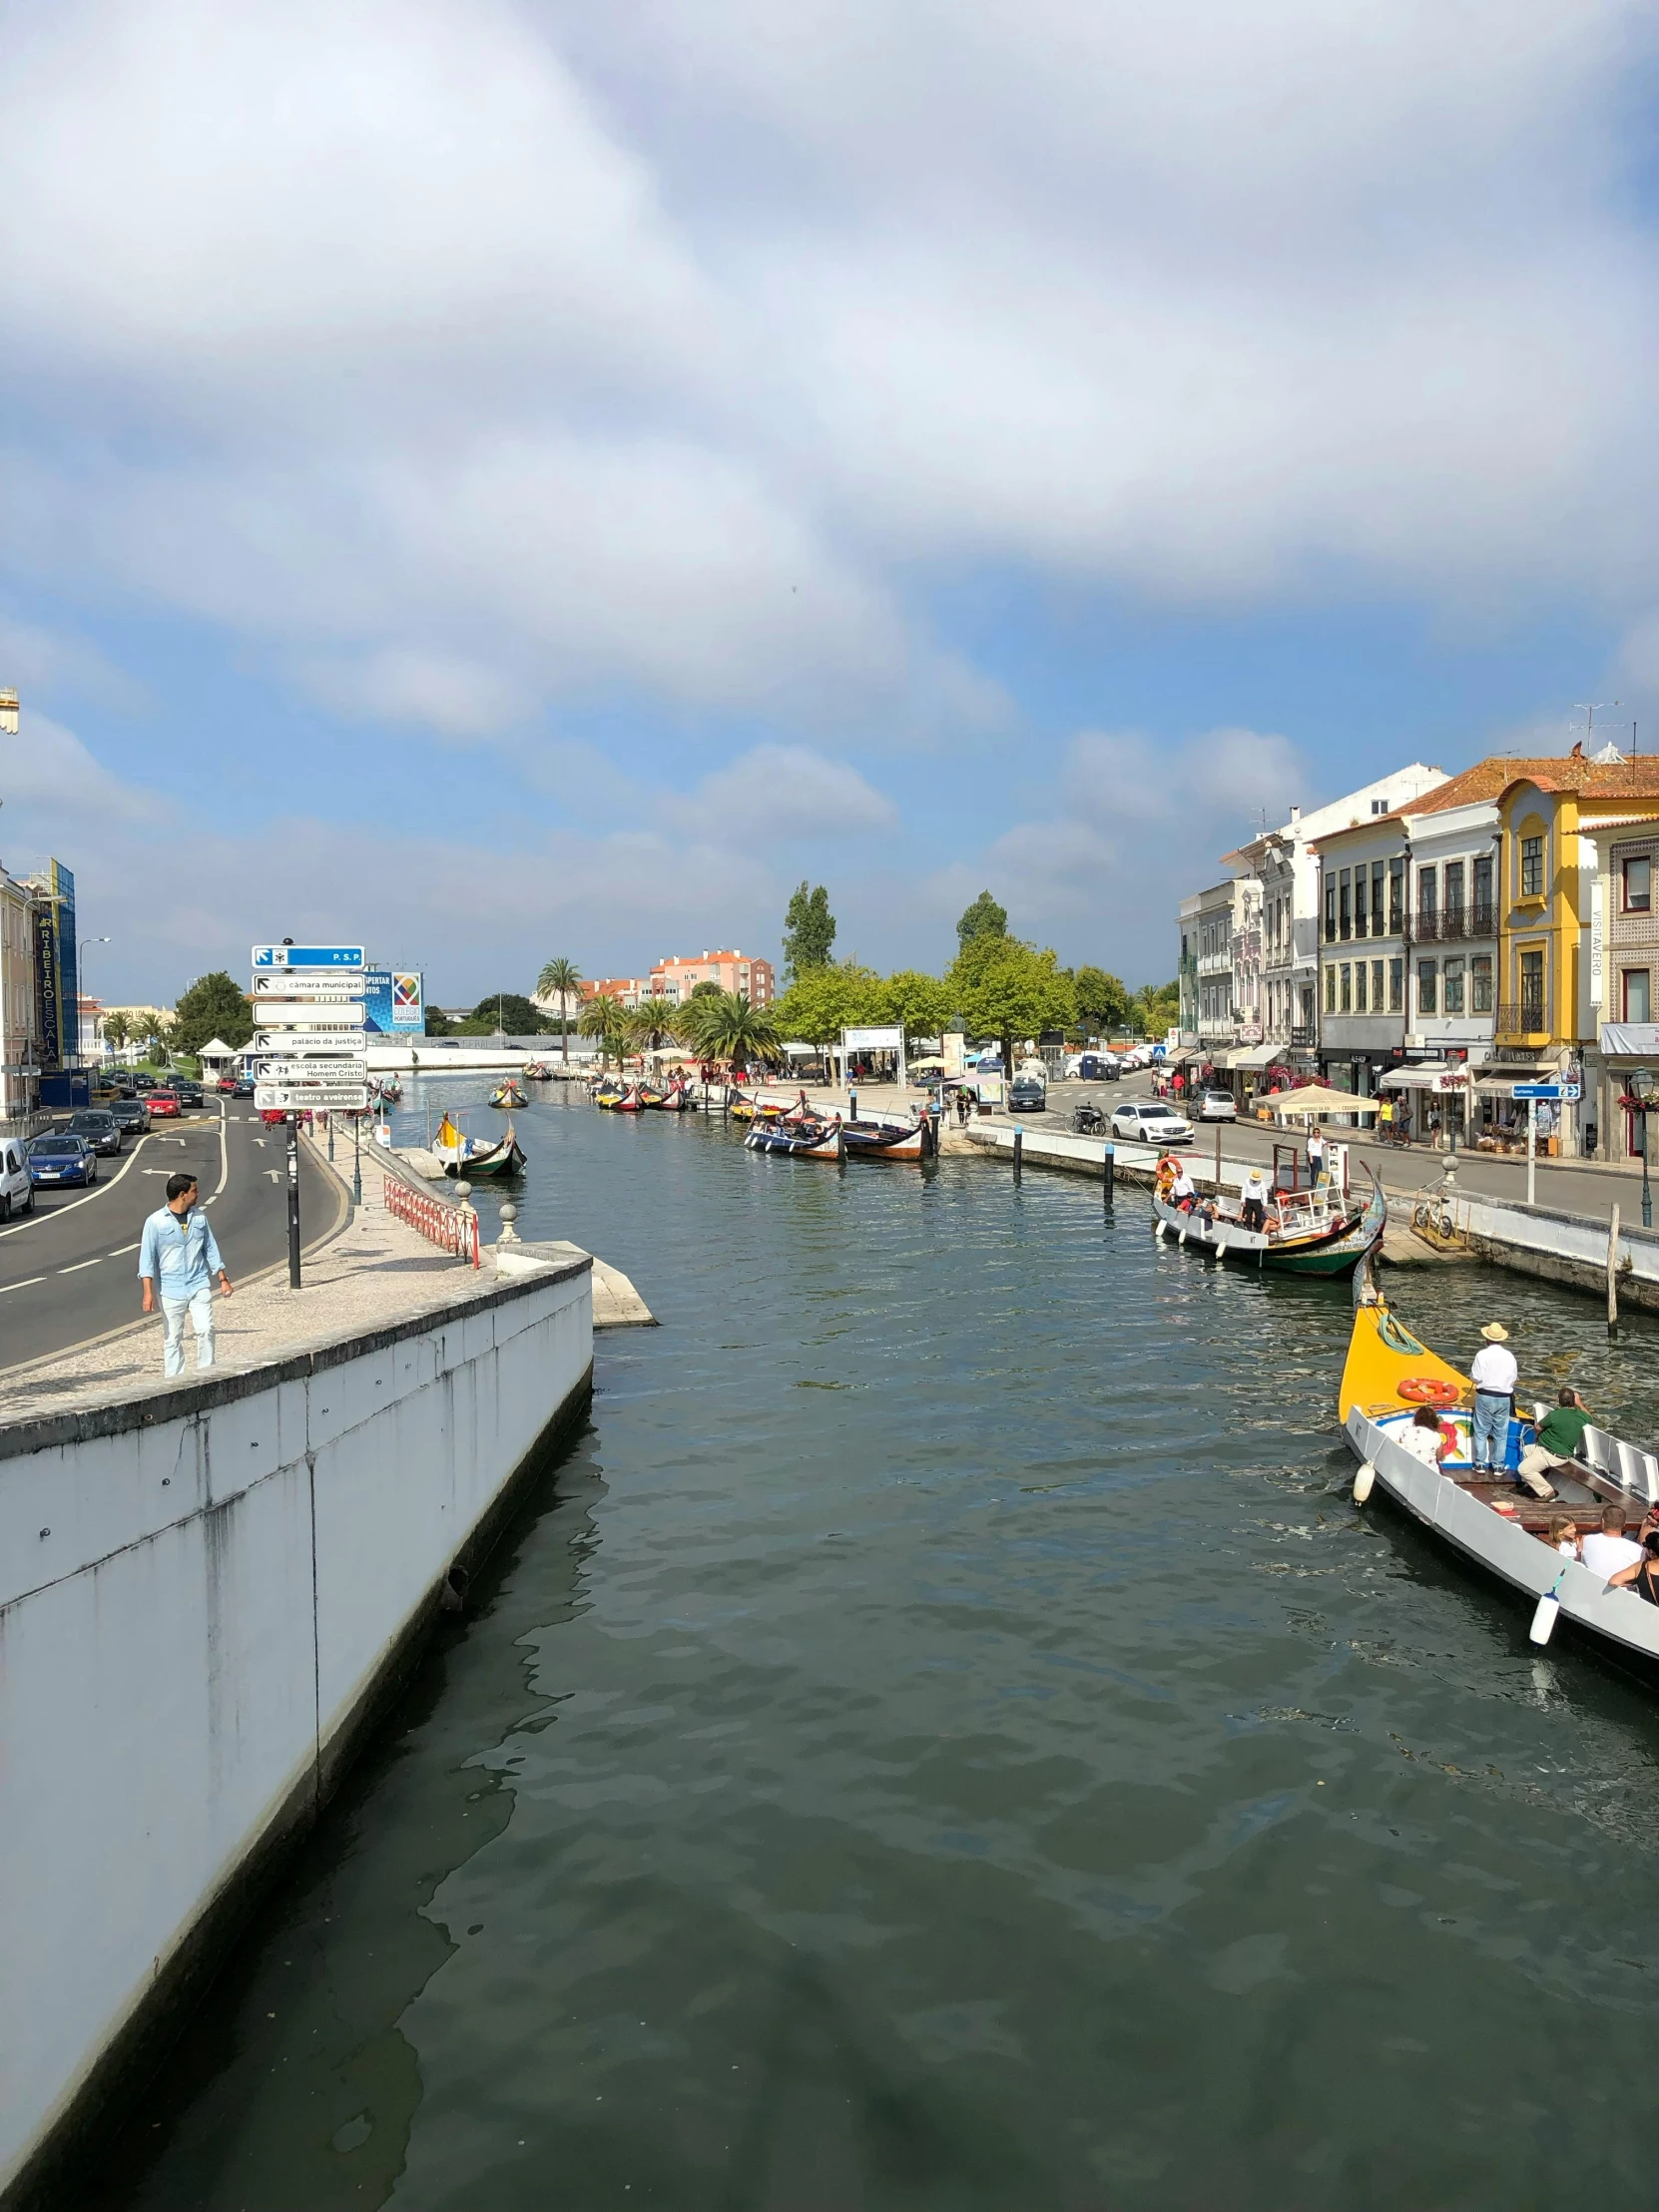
[362,968,425,1032]
[52,860,76,1064]
[33,905,59,1072]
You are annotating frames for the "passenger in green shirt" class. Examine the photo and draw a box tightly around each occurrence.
[1517,1387,1592,1499]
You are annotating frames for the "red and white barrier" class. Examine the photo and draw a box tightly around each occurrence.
[382,1174,480,1268]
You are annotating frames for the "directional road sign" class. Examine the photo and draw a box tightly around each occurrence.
[254,1022,367,1048]
[252,945,365,971]
[252,1003,366,1025]
[252,975,365,1000]
[255,1054,368,1077]
[1512,1082,1580,1101]
[255,1083,372,1110]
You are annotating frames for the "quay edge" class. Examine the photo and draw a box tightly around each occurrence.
[0,1243,594,2212]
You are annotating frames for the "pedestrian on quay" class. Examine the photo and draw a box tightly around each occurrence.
[139,1171,234,1378]
[1307,1126,1326,1185]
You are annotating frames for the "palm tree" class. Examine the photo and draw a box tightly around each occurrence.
[577,992,626,1071]
[680,987,781,1069]
[536,956,583,1066]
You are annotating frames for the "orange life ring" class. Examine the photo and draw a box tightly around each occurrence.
[1397,1377,1459,1408]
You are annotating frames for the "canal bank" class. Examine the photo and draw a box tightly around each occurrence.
[86,1093,1659,2212]
[1,1214,594,2210]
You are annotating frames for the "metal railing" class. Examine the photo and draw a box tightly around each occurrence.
[382,1174,480,1267]
[1494,1001,1547,1037]
[1412,906,1496,944]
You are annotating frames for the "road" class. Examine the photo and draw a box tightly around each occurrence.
[0,1104,344,1375]
[1048,1074,1647,1222]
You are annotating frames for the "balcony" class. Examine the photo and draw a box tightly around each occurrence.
[1289,1024,1317,1048]
[1413,906,1496,944]
[1495,1000,1548,1038]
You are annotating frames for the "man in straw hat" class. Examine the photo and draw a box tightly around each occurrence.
[1469,1322,1517,1477]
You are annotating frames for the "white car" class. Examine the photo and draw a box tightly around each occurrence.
[1196,1089,1238,1122]
[0,1134,33,1221]
[1111,1100,1192,1144]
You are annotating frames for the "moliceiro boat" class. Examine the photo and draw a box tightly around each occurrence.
[489,1079,528,1109]
[745,1118,844,1160]
[1341,1275,1659,1669]
[840,1118,929,1162]
[434,1112,527,1177]
[1153,1165,1383,1277]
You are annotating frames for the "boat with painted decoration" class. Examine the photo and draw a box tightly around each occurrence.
[1341,1272,1659,1668]
[1153,1166,1383,1277]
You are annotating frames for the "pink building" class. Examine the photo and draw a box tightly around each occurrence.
[649,950,775,1006]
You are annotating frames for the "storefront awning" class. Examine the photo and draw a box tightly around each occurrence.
[1473,1068,1560,1094]
[1599,1024,1659,1059]
[1379,1068,1457,1091]
[1227,1043,1285,1070]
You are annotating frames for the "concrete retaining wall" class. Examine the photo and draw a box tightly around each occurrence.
[1454,1192,1659,1311]
[0,1244,593,2206]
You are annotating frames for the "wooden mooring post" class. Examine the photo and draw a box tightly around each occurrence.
[1012,1125,1024,1180]
[1103,1142,1115,1214]
[1608,1203,1621,1340]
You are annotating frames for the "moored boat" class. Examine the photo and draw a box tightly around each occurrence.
[375,1075,402,1103]
[1153,1168,1383,1277]
[593,1078,633,1110]
[489,1079,528,1108]
[745,1118,843,1159]
[524,1060,551,1080]
[839,1118,928,1162]
[434,1112,527,1177]
[1342,1278,1659,1668]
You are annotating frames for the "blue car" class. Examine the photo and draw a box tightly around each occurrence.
[27,1134,98,1188]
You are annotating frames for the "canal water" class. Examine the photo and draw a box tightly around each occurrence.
[97,1089,1659,2211]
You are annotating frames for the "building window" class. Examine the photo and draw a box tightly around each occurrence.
[1472,854,1493,932]
[1417,959,1437,1016]
[1325,964,1337,1013]
[1388,856,1404,935]
[1519,948,1545,1027]
[1443,957,1465,1014]
[1471,955,1493,1013]
[1341,964,1352,1012]
[1339,869,1352,941]
[1443,860,1464,921]
[1625,856,1652,915]
[1417,865,1436,927]
[1372,861,1386,938]
[1388,958,1403,1012]
[1355,961,1368,1012]
[1520,834,1544,898]
[1372,960,1384,1011]
[1324,876,1337,943]
[1624,969,1651,1023]
[1354,867,1368,940]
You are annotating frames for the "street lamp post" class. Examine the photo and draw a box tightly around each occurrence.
[1623,1067,1653,1230]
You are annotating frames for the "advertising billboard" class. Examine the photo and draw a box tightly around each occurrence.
[361,968,425,1032]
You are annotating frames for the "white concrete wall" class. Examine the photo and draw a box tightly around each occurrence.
[0,1255,591,2199]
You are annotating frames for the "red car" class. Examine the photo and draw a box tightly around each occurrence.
[146,1089,182,1118]
[217,1075,239,1094]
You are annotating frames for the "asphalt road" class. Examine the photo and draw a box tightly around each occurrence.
[0,1104,343,1375]
[1048,1074,1648,1220]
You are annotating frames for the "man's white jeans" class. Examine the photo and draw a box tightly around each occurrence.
[161,1286,216,1377]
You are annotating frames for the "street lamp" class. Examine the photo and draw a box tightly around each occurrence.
[1622,1066,1653,1230]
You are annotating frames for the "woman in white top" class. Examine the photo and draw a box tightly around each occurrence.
[1397,1406,1452,1469]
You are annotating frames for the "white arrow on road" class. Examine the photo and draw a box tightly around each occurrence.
[265,1170,281,1183]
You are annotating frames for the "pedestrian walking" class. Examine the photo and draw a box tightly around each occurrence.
[139,1171,234,1378]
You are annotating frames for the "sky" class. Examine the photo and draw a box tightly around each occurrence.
[2,0,1658,1007]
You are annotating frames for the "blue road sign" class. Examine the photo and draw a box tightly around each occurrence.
[1512,1081,1579,1101]
[252,944,366,971]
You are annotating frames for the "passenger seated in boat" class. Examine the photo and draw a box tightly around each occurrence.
[1581,1503,1647,1588]
[1547,1513,1581,1560]
[1398,1404,1453,1468]
[1170,1166,1198,1212]
[1241,1168,1269,1234]
[1515,1387,1591,1501]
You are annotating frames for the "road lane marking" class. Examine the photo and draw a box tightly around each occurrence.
[0,1129,159,1241]
[109,1244,139,1256]
[0,1276,46,1295]
[212,1099,230,1200]
[59,1258,104,1274]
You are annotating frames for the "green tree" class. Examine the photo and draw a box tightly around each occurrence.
[461,992,547,1035]
[680,987,781,1066]
[1072,964,1132,1037]
[875,968,950,1043]
[172,971,254,1057]
[535,956,583,1066]
[423,1006,456,1036]
[946,935,1075,1076]
[782,881,837,981]
[774,960,881,1046]
[955,889,1008,950]
[578,992,628,1070]
[1131,978,1181,1037]
[102,1009,130,1056]
[623,999,680,1053]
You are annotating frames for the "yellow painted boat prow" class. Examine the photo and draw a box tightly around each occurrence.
[1339,1298,1470,1425]
[436,1113,461,1151]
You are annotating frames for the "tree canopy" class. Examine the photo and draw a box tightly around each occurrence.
[1072,964,1132,1036]
[773,960,881,1045]
[946,935,1075,1066]
[875,968,951,1042]
[459,992,550,1035]
[172,970,254,1057]
[955,889,1008,949]
[783,881,837,980]
[1131,978,1181,1036]
[679,987,781,1064]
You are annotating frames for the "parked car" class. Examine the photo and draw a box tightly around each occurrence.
[1195,1089,1238,1123]
[1111,1100,1193,1145]
[145,1089,182,1118]
[233,1075,256,1098]
[65,1108,124,1156]
[171,1079,205,1108]
[0,1135,34,1220]
[1008,1075,1048,1111]
[27,1133,98,1188]
[109,1097,151,1137]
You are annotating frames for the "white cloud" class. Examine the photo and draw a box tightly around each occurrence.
[0,711,159,826]
[0,0,1653,749]
[665,744,896,841]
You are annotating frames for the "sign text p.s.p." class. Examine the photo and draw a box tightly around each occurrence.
[251,945,365,971]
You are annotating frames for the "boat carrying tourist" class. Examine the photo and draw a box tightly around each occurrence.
[1153,1144,1384,1277]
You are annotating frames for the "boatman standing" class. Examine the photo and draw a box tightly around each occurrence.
[1469,1320,1516,1475]
[139,1171,234,1378]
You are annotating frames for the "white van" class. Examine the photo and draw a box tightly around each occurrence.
[0,1135,34,1222]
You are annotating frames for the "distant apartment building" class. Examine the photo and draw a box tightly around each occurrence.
[581,976,649,1010]
[648,950,775,1006]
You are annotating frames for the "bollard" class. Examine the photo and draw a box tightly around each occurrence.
[1013,1125,1023,1179]
[1608,1202,1621,1340]
[498,1200,521,1245]
[1104,1141,1115,1214]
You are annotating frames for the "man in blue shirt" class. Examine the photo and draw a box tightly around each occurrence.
[138,1172,234,1377]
